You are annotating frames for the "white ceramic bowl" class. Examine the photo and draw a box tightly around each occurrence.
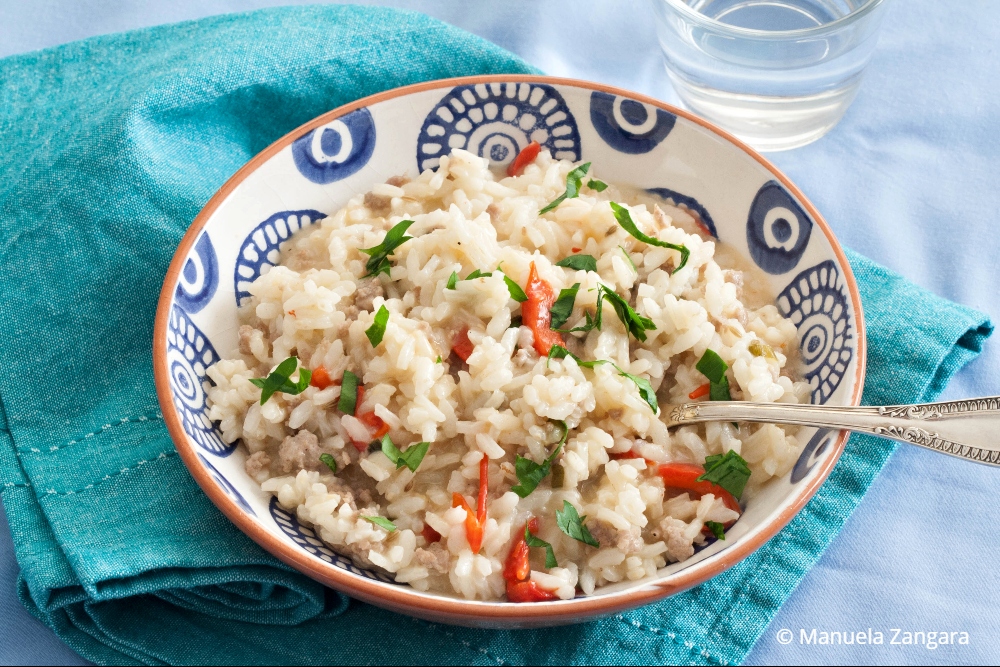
[154,76,866,627]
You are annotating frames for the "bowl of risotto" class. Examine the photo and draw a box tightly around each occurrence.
[153,75,865,626]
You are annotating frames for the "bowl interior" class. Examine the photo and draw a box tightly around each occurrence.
[156,76,864,625]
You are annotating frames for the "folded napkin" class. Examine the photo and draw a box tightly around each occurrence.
[0,5,992,666]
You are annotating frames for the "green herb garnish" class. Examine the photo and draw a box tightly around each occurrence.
[380,435,430,473]
[697,450,752,500]
[610,202,689,273]
[619,245,637,272]
[696,349,732,401]
[319,453,338,474]
[525,524,558,568]
[555,500,600,548]
[555,254,598,272]
[549,283,581,330]
[503,275,528,302]
[704,521,726,541]
[511,421,568,498]
[454,268,526,302]
[249,356,312,405]
[616,367,658,413]
[337,370,359,414]
[551,284,654,342]
[598,286,656,342]
[510,316,523,329]
[360,219,415,277]
[587,178,608,192]
[365,304,390,347]
[362,516,397,532]
[436,355,443,363]
[540,162,591,214]
[546,346,659,414]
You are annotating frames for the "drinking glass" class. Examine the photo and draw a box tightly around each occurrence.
[649,0,890,151]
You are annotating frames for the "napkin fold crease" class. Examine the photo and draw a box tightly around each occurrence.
[0,5,991,666]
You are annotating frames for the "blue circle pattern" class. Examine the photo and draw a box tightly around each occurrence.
[174,232,219,314]
[791,429,834,484]
[776,260,853,405]
[291,107,376,184]
[416,83,580,172]
[269,498,396,584]
[234,209,325,307]
[646,187,719,238]
[198,453,256,516]
[166,306,233,456]
[589,91,676,154]
[746,180,813,275]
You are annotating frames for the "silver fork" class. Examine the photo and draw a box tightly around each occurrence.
[665,397,1000,467]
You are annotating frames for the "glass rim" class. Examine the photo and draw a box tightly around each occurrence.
[655,0,886,38]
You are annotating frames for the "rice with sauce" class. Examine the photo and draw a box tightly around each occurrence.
[205,148,810,601]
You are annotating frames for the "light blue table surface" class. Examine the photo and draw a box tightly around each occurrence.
[2,1,998,665]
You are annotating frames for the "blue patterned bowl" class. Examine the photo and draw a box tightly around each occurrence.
[153,76,866,627]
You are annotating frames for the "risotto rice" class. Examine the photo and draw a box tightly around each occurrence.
[206,147,809,601]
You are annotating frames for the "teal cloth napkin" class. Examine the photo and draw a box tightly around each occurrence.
[0,5,992,665]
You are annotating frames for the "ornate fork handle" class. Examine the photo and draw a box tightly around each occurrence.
[666,397,1000,467]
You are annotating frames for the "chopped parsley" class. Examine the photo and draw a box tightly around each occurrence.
[555,254,598,272]
[509,316,523,329]
[540,162,591,214]
[704,521,726,541]
[697,450,752,500]
[380,435,430,473]
[452,268,527,302]
[319,453,338,474]
[696,349,732,401]
[616,368,658,414]
[511,421,568,498]
[610,202,689,273]
[337,370,359,414]
[549,283,580,330]
[555,500,600,548]
[524,524,558,568]
[503,274,528,302]
[365,304,390,347]
[587,178,608,192]
[436,355,443,363]
[598,286,656,342]
[249,356,312,405]
[546,346,659,414]
[619,245,637,272]
[360,219,415,277]
[362,516,397,532]
[554,284,655,342]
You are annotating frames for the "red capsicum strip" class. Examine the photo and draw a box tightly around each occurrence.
[503,518,559,602]
[522,262,565,357]
[452,493,483,553]
[688,383,711,400]
[657,462,741,536]
[452,456,490,553]
[357,410,390,439]
[506,141,541,177]
[421,523,441,544]
[351,384,389,453]
[476,455,489,525]
[452,327,475,362]
[310,366,334,390]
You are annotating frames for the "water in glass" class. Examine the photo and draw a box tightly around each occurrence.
[652,0,888,151]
